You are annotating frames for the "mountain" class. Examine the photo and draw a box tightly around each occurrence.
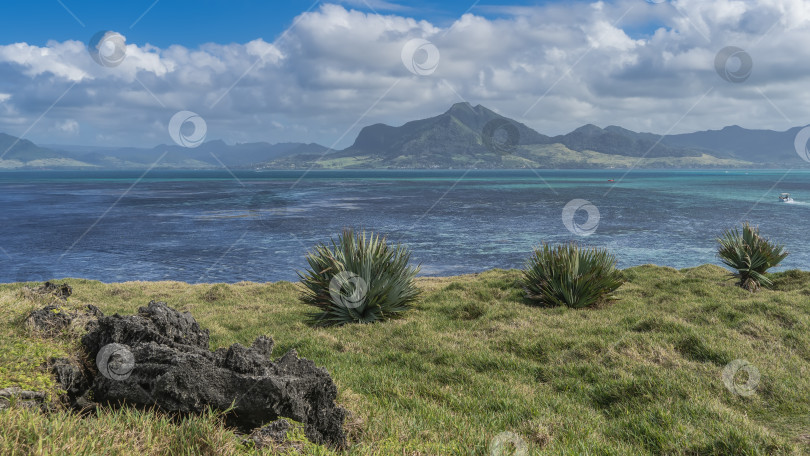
[290,102,554,168]
[663,125,806,164]
[341,102,549,160]
[262,103,758,169]
[0,133,59,160]
[69,140,330,168]
[0,133,95,168]
[4,103,808,169]
[3,136,329,169]
[548,124,703,158]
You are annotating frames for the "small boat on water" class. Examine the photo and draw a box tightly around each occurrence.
[779,192,794,203]
[607,179,615,182]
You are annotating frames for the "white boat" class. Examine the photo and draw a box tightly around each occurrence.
[779,192,794,203]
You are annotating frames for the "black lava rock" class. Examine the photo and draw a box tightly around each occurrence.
[249,418,292,449]
[34,281,73,300]
[70,300,347,448]
[0,387,50,412]
[25,304,102,336]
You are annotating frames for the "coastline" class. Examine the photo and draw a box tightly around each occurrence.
[2,264,809,454]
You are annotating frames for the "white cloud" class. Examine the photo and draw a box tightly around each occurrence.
[0,40,89,81]
[55,119,79,135]
[0,1,809,148]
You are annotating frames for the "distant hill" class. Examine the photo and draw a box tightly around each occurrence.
[4,103,808,169]
[69,140,330,168]
[263,102,762,169]
[548,124,703,158]
[339,102,549,161]
[0,133,60,161]
[2,137,329,169]
[0,133,94,168]
[663,125,806,165]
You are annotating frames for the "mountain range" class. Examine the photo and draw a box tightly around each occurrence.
[1,103,807,169]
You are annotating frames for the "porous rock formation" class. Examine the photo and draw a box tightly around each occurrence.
[33,281,73,300]
[0,387,51,412]
[33,300,347,448]
[248,418,292,449]
[25,304,102,336]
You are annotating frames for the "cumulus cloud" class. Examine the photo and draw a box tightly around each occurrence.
[54,119,79,135]
[0,1,809,148]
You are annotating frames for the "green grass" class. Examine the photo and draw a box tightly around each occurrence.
[2,264,810,454]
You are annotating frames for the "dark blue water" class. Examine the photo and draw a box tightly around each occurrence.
[2,169,809,283]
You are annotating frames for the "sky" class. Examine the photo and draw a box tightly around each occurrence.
[0,0,809,149]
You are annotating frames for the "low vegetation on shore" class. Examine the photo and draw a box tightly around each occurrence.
[2,262,810,454]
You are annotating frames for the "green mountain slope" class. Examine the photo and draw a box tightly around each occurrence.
[0,134,96,169]
[262,103,755,169]
[334,102,549,162]
[6,103,803,169]
[664,125,808,164]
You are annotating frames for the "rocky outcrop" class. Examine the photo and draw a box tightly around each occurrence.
[38,300,347,448]
[248,419,292,449]
[33,281,73,300]
[0,387,50,412]
[25,304,102,336]
[49,357,93,410]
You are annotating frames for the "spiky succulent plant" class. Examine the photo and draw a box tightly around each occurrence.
[298,229,420,326]
[522,242,624,308]
[717,222,788,292]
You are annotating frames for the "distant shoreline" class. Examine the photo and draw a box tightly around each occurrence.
[9,263,809,287]
[2,167,810,172]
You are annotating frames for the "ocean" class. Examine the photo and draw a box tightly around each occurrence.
[1,169,808,283]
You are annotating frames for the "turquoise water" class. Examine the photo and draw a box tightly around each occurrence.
[1,169,808,283]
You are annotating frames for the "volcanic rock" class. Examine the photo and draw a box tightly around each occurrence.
[65,300,347,448]
[0,387,49,412]
[248,418,292,449]
[33,281,73,300]
[25,304,103,336]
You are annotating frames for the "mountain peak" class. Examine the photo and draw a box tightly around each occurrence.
[203,139,227,147]
[446,102,474,115]
[572,124,603,135]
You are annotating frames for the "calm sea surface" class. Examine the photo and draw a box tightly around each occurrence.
[1,169,809,283]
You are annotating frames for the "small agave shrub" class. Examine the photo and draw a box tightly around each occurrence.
[522,242,624,309]
[298,229,421,326]
[717,222,788,292]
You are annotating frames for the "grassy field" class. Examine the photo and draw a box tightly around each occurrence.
[1,264,810,455]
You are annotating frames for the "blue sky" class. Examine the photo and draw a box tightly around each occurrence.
[0,0,807,149]
[0,0,572,48]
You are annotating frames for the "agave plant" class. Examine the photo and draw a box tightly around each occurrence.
[298,229,421,326]
[717,222,788,292]
[522,242,624,309]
